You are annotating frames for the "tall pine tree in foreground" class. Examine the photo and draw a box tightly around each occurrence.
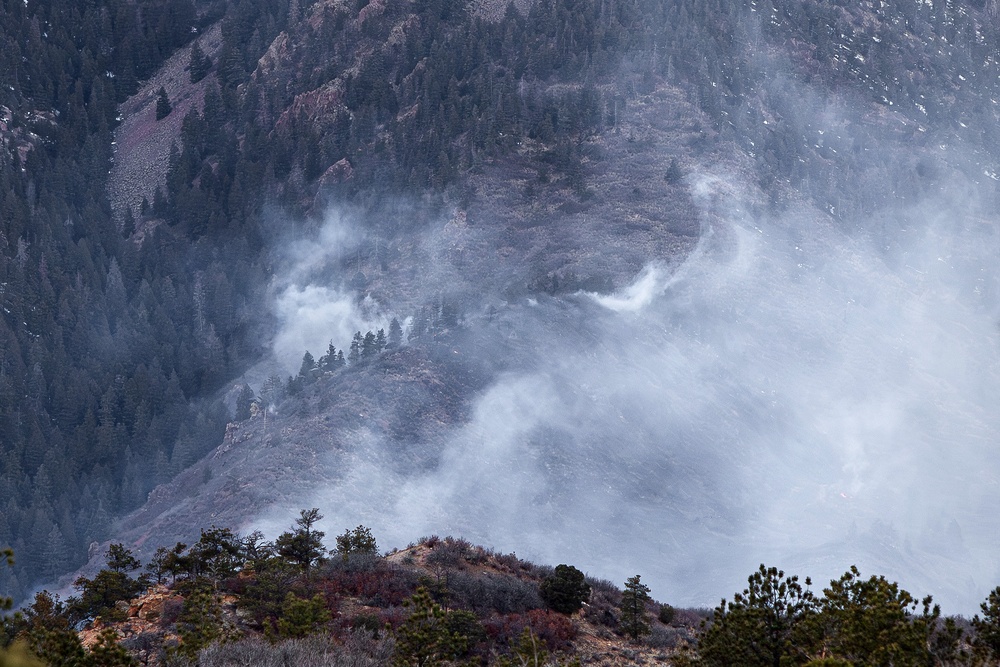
[619,575,651,640]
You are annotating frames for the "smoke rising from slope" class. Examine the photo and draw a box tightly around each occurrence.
[261,165,1000,613]
[270,208,393,372]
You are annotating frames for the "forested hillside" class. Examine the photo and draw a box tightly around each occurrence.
[0,0,261,602]
[5,0,1000,615]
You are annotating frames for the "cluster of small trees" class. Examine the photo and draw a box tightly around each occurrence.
[682,564,1000,666]
[234,318,407,419]
[1,511,387,666]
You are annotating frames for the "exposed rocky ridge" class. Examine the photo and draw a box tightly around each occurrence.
[73,339,501,576]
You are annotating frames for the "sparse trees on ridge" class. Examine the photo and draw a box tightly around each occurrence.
[10,524,1000,667]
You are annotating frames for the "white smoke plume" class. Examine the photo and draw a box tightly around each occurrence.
[270,208,392,372]
[256,166,1000,614]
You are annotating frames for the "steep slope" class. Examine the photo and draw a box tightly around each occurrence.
[55,0,1000,618]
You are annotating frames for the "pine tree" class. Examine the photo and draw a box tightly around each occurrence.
[189,42,212,83]
[974,587,1000,661]
[540,564,590,614]
[319,341,337,370]
[388,317,403,347]
[173,589,226,660]
[696,564,815,667]
[362,330,377,358]
[348,332,362,363]
[275,508,326,572]
[619,575,651,640]
[394,587,468,667]
[275,593,331,639]
[298,351,316,384]
[335,525,378,561]
[235,384,255,421]
[155,86,172,120]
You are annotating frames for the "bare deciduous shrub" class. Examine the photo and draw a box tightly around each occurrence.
[644,625,688,649]
[583,578,621,630]
[425,537,484,568]
[198,631,394,667]
[446,571,543,614]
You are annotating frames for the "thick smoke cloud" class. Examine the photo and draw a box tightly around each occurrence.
[258,164,1000,614]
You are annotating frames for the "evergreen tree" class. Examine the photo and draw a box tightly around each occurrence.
[362,330,377,358]
[274,593,331,639]
[388,317,403,347]
[697,564,815,667]
[619,575,651,640]
[275,509,326,572]
[155,87,172,120]
[145,546,172,584]
[540,564,590,615]
[393,587,468,667]
[298,351,317,384]
[348,332,362,364]
[809,566,941,666]
[974,587,1000,661]
[104,544,141,574]
[173,589,227,660]
[188,527,242,582]
[235,384,255,421]
[189,42,212,83]
[319,341,337,370]
[334,525,378,561]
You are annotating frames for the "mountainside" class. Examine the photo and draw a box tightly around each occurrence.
[6,0,1000,624]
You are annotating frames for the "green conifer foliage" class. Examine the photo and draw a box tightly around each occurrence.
[393,587,468,667]
[155,87,172,120]
[619,575,651,640]
[696,564,815,667]
[974,587,1000,661]
[274,593,331,639]
[335,525,378,561]
[276,509,327,571]
[540,564,591,615]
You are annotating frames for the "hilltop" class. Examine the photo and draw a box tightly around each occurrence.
[9,528,698,667]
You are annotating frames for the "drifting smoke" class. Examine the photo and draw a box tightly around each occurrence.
[260,164,1000,614]
[270,208,393,372]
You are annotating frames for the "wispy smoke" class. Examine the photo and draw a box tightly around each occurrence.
[260,167,1000,613]
[270,209,391,372]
